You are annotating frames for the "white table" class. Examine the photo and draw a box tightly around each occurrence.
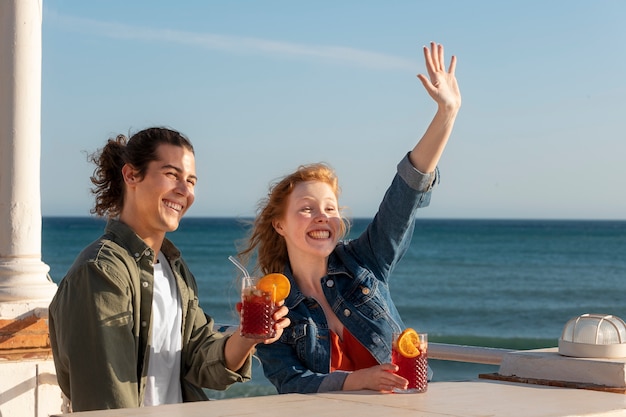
[51,379,626,417]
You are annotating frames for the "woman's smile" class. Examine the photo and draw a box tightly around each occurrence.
[308,229,331,239]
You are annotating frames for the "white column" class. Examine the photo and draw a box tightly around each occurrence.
[0,3,66,416]
[0,0,57,303]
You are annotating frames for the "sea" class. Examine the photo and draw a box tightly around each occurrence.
[42,217,626,399]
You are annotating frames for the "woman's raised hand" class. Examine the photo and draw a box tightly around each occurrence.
[417,42,461,111]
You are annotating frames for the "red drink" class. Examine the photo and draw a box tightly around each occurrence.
[392,331,428,393]
[392,347,428,392]
[240,286,276,339]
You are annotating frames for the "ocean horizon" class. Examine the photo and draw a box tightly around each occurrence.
[42,216,626,398]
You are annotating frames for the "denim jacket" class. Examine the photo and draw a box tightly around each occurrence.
[255,154,438,394]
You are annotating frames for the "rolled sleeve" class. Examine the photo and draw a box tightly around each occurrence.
[396,152,439,192]
[318,371,349,392]
[184,325,252,391]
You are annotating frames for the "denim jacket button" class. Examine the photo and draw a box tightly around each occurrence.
[343,309,351,317]
[326,280,335,288]
[361,287,370,295]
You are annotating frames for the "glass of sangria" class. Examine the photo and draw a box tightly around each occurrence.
[239,273,290,339]
[392,328,428,393]
[240,276,275,339]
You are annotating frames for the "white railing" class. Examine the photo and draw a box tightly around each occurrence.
[429,343,513,365]
[216,324,513,366]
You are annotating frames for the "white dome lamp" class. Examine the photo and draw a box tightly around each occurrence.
[559,313,626,358]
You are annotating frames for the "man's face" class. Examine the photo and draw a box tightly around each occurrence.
[125,143,197,238]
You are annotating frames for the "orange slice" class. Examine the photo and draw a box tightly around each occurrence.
[396,328,421,358]
[256,273,291,303]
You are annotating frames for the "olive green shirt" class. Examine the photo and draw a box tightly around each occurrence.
[49,219,251,411]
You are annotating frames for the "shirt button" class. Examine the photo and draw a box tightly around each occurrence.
[134,252,140,258]
[343,309,351,317]
[141,321,147,327]
[142,281,149,288]
[361,287,370,295]
[326,280,335,288]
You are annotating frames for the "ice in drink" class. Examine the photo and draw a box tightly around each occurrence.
[240,279,276,339]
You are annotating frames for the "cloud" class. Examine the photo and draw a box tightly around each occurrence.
[45,9,417,71]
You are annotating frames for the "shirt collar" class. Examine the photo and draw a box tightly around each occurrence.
[104,218,182,263]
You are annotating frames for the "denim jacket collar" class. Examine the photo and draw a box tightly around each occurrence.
[282,251,353,310]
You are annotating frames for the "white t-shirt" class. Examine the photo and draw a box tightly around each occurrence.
[142,252,183,406]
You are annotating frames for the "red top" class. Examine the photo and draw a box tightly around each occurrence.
[330,327,379,371]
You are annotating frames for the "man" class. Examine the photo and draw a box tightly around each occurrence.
[49,127,289,411]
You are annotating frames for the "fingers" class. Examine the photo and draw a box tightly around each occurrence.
[431,41,446,72]
[422,41,454,75]
[448,54,457,75]
[273,305,289,320]
[346,364,409,392]
[374,365,408,392]
[416,73,430,88]
[416,72,438,99]
[261,317,290,345]
[416,41,460,108]
[423,42,443,75]
[275,316,291,330]
[378,362,399,372]
[436,42,445,71]
[422,43,435,76]
[261,307,290,345]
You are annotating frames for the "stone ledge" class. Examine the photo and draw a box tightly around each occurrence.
[494,347,626,390]
[479,372,626,394]
[0,316,50,350]
[0,347,52,361]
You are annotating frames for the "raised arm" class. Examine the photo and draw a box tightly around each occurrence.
[410,41,461,173]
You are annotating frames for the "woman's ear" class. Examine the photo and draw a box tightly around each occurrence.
[273,219,285,236]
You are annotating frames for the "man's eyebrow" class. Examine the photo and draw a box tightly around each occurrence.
[162,164,198,181]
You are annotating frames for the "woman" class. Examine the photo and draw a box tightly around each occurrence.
[238,42,461,393]
[49,127,290,411]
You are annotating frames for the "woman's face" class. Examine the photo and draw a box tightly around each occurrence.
[273,180,342,263]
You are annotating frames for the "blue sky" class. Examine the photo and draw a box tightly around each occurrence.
[40,1,626,220]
